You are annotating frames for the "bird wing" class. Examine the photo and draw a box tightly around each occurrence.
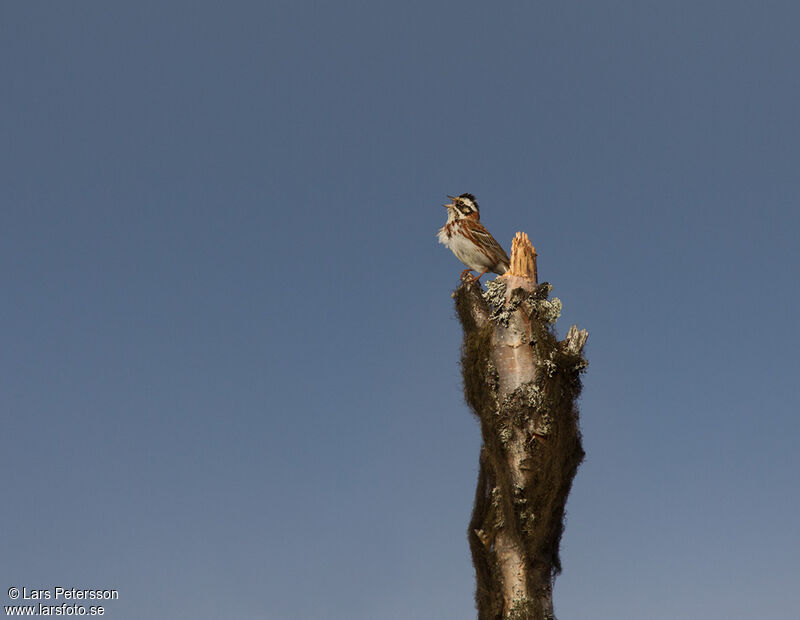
[465,220,510,268]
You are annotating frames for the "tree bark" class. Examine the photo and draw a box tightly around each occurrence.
[454,233,587,620]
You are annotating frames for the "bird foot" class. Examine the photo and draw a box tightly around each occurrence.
[460,269,476,282]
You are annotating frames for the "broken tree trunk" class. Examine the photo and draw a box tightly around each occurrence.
[454,232,588,620]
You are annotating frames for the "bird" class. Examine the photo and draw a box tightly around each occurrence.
[437,193,510,282]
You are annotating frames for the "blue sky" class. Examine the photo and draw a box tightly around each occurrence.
[2,2,799,618]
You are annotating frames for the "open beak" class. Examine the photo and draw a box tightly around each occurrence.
[443,195,456,208]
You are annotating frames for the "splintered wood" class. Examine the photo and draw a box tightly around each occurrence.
[505,231,538,282]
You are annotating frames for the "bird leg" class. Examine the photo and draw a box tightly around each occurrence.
[473,267,490,282]
[461,267,491,283]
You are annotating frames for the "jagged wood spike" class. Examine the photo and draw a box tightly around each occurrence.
[563,324,589,355]
[505,231,538,283]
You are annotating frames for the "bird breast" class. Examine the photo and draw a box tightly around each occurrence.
[437,222,495,271]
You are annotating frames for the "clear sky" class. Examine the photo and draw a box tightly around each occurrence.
[2,2,799,619]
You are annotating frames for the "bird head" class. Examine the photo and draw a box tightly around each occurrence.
[443,193,480,220]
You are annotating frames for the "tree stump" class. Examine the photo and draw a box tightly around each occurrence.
[453,232,588,620]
